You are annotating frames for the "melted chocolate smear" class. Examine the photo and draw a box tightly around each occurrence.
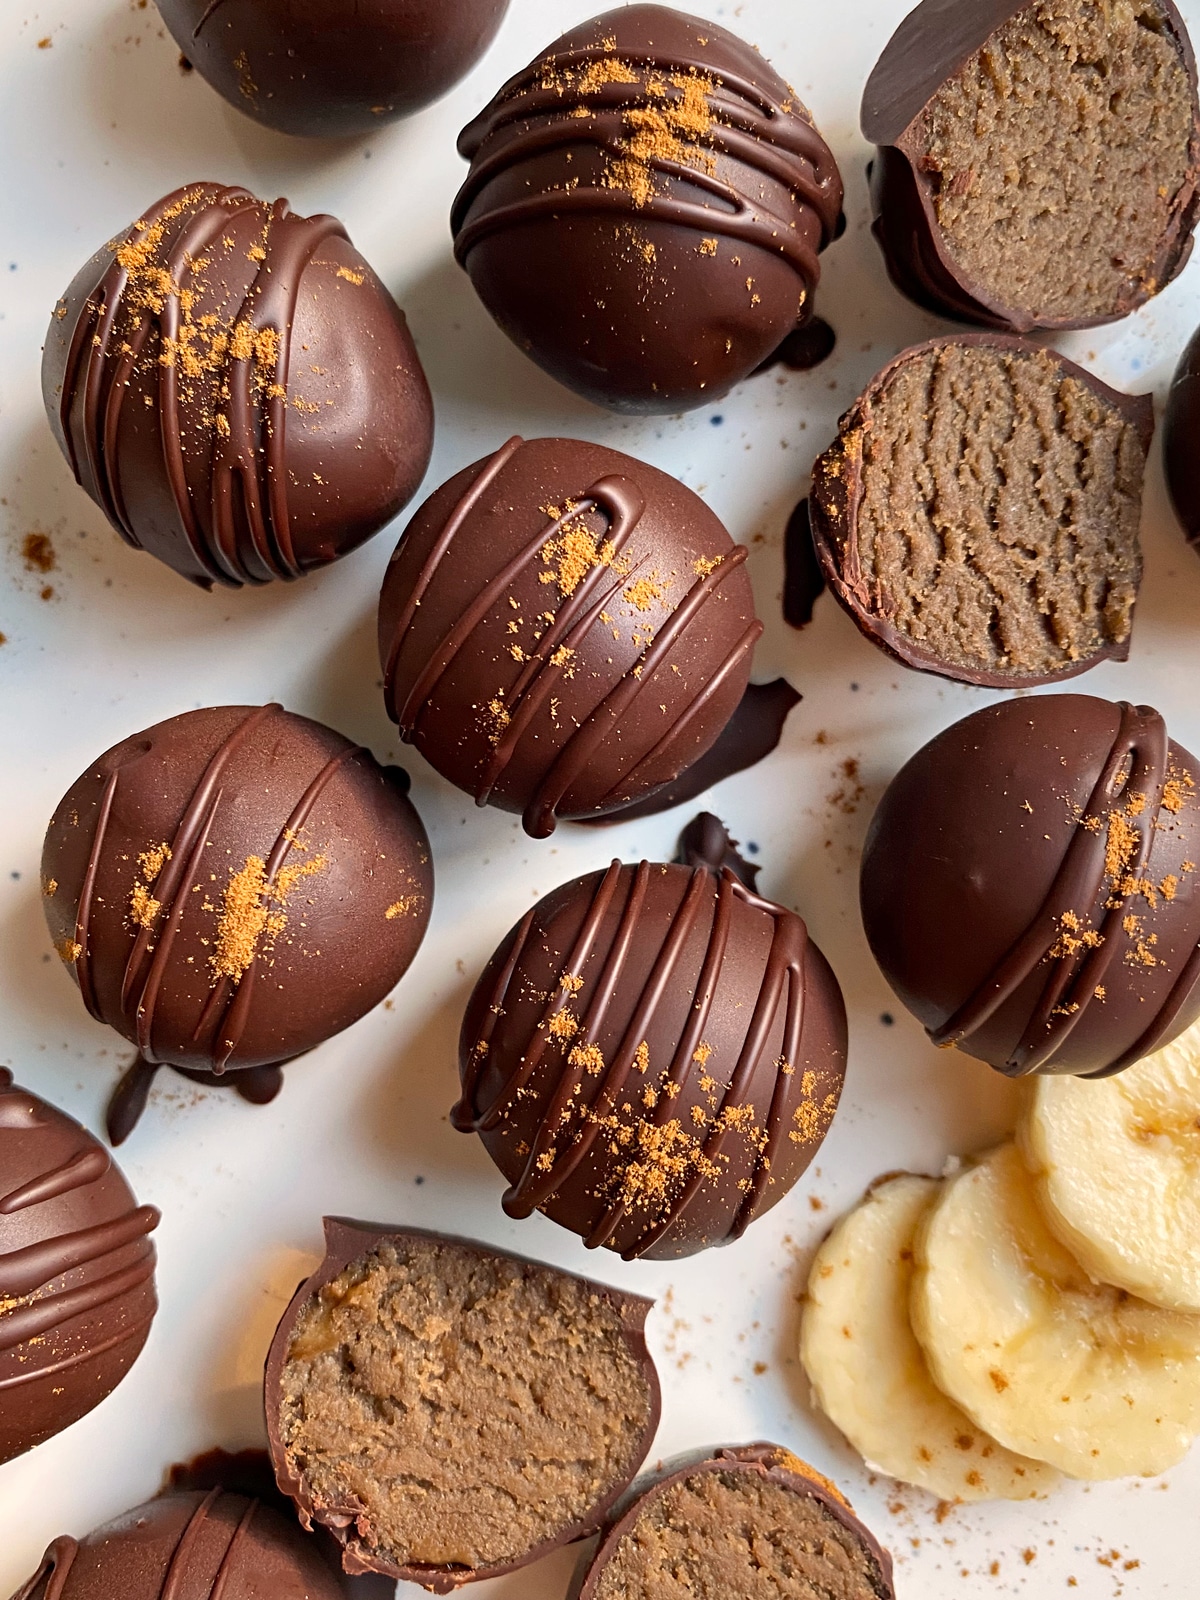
[107,1057,286,1143]
[580,679,801,825]
[167,1449,393,1598]
[784,498,826,628]
[678,813,761,891]
[757,317,837,374]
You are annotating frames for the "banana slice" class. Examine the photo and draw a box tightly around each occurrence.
[1020,1018,1200,1312]
[911,1142,1200,1480]
[800,1173,1059,1501]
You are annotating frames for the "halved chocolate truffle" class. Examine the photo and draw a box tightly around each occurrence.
[576,1444,894,1600]
[454,818,847,1258]
[42,182,433,589]
[11,1489,343,1600]
[863,0,1200,331]
[452,5,844,412]
[1164,321,1200,553]
[806,336,1153,686]
[0,1070,159,1464]
[264,1221,660,1589]
[861,695,1200,1078]
[156,0,509,138]
[379,436,780,837]
[41,704,432,1141]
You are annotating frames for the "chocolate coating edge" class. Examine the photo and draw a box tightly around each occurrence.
[1164,322,1200,552]
[572,1443,895,1600]
[861,0,1200,332]
[807,333,1155,688]
[263,1219,662,1591]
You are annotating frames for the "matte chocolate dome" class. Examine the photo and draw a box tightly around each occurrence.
[157,0,510,138]
[42,704,432,1140]
[43,182,432,589]
[379,436,765,837]
[0,1071,158,1464]
[10,1489,343,1600]
[452,5,844,412]
[455,822,847,1258]
[861,696,1200,1078]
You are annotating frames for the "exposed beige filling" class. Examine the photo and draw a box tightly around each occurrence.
[921,0,1195,320]
[852,343,1144,677]
[277,1238,653,1572]
[592,1471,888,1600]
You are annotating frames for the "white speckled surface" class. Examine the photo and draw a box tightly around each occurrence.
[2,0,1200,1595]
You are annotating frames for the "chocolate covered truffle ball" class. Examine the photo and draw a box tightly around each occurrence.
[863,0,1200,332]
[577,1444,894,1600]
[0,1070,159,1464]
[452,5,844,412]
[265,1221,660,1588]
[805,336,1153,687]
[11,1489,343,1600]
[157,0,509,138]
[861,696,1200,1079]
[379,436,772,837]
[1164,321,1200,554]
[42,182,433,589]
[455,818,847,1259]
[42,704,432,1141]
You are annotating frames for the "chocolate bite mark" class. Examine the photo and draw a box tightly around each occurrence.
[809,338,1151,686]
[43,182,432,589]
[922,1,1194,324]
[268,1225,658,1587]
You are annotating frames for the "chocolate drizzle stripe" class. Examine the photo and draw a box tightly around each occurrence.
[931,702,1170,1076]
[0,1252,157,1353]
[599,618,762,805]
[503,860,658,1216]
[452,907,538,1128]
[524,548,752,836]
[10,1537,78,1600]
[382,436,525,720]
[58,185,348,590]
[456,860,625,1133]
[161,1488,224,1600]
[0,1203,159,1300]
[210,1498,259,1600]
[198,744,361,1070]
[73,767,121,1021]
[0,1147,111,1214]
[1102,934,1200,1078]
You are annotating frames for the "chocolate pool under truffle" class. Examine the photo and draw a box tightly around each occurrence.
[10,1489,344,1600]
[454,818,847,1258]
[805,336,1153,687]
[265,1221,660,1588]
[157,0,509,138]
[43,182,433,589]
[379,436,782,837]
[452,4,844,412]
[861,695,1200,1078]
[0,1070,159,1465]
[1164,321,1200,555]
[862,0,1200,332]
[41,704,432,1140]
[577,1445,894,1600]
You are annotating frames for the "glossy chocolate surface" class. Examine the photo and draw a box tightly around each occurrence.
[453,5,844,412]
[861,0,1200,332]
[157,0,509,138]
[41,705,432,1140]
[264,1219,661,1589]
[9,1489,343,1600]
[43,183,432,589]
[861,695,1200,1077]
[1165,322,1200,554]
[455,819,847,1258]
[806,334,1155,687]
[0,1071,158,1464]
[379,436,763,837]
[576,1443,894,1600]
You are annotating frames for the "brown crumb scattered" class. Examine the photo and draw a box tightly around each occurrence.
[55,938,82,963]
[20,532,57,573]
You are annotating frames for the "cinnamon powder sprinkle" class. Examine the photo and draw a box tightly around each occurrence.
[55,938,82,964]
[211,852,327,983]
[384,897,418,920]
